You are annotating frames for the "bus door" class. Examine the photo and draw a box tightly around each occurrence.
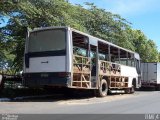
[90,45,98,88]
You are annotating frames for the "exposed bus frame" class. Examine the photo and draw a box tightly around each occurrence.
[24,26,141,97]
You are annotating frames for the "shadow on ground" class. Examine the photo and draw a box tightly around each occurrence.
[0,88,126,102]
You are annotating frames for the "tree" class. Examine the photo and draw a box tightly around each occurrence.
[0,0,159,74]
[125,29,159,62]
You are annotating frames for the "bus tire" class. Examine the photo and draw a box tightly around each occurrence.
[131,79,136,93]
[125,85,135,94]
[96,79,108,97]
[130,85,135,93]
[125,88,131,94]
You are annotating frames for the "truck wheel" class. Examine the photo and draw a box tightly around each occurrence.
[96,79,108,97]
[156,85,160,91]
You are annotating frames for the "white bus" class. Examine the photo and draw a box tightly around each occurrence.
[23,26,141,97]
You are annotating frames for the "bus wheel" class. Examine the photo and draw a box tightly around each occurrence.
[96,79,108,97]
[130,85,135,93]
[131,79,136,93]
[125,88,131,94]
[125,85,135,94]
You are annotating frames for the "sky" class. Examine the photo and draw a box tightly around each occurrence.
[69,0,160,51]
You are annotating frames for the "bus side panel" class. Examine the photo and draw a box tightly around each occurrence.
[121,65,138,87]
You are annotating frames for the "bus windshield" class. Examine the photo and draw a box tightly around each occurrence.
[28,29,66,52]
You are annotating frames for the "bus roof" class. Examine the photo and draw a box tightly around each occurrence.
[31,26,140,60]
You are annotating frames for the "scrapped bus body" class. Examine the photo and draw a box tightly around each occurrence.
[23,26,141,97]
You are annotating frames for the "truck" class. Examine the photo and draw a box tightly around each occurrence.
[141,62,160,90]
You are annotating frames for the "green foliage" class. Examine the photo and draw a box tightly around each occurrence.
[125,29,159,62]
[0,0,159,74]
